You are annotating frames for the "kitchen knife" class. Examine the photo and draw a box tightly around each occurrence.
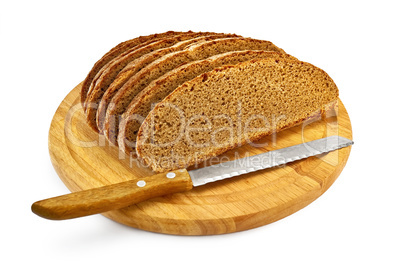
[32,135,353,220]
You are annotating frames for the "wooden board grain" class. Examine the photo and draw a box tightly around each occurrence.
[48,82,353,235]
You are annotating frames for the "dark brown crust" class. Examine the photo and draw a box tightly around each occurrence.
[80,31,187,107]
[135,57,339,172]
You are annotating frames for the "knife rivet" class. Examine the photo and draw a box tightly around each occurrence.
[136,180,146,187]
[166,172,176,179]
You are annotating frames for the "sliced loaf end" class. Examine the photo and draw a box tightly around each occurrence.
[136,57,339,172]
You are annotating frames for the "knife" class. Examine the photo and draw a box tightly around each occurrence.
[32,135,353,220]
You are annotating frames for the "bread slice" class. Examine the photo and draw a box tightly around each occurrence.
[118,51,297,154]
[136,57,339,172]
[95,34,240,133]
[81,31,185,106]
[84,32,226,132]
[103,38,285,145]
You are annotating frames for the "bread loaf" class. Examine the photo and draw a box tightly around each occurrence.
[95,34,239,133]
[136,57,339,172]
[81,31,185,106]
[118,51,296,154]
[103,38,285,145]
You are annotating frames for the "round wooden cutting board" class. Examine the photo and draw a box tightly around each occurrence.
[48,82,353,235]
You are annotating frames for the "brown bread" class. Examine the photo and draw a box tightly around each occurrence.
[103,38,285,145]
[95,34,240,133]
[136,57,339,172]
[118,51,297,154]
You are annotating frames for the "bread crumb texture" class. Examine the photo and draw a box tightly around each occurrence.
[104,37,284,144]
[136,57,339,172]
[119,51,296,154]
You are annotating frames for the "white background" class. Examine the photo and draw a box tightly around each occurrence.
[1,0,401,266]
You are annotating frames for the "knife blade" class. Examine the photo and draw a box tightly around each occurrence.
[32,135,353,220]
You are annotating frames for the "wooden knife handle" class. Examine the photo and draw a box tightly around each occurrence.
[32,169,193,220]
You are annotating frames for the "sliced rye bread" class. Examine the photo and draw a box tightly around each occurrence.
[84,32,226,132]
[136,57,339,172]
[81,31,186,106]
[95,34,240,133]
[84,38,164,110]
[118,51,297,154]
[103,38,285,145]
